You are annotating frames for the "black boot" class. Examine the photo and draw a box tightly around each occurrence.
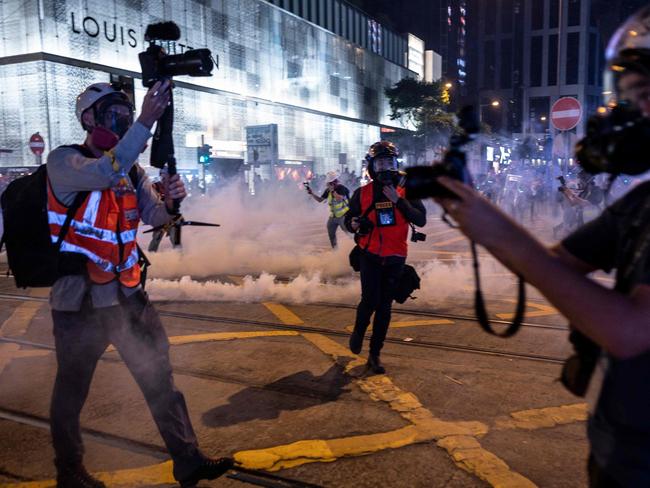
[179,456,234,487]
[366,354,386,374]
[349,330,363,354]
[56,464,106,488]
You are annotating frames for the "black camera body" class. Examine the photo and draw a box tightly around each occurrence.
[356,217,374,236]
[403,106,480,200]
[576,102,650,176]
[411,230,426,242]
[139,22,215,87]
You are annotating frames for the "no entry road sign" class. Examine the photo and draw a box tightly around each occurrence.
[550,97,582,131]
[29,132,45,156]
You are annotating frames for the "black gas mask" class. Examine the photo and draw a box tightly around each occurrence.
[375,169,403,187]
[94,94,134,139]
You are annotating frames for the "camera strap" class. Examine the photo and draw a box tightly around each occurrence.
[439,210,525,336]
[471,241,525,337]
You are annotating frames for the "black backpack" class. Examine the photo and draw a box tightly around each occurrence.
[0,144,148,289]
[0,164,88,288]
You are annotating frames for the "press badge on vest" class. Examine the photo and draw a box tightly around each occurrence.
[375,201,396,227]
[125,209,139,222]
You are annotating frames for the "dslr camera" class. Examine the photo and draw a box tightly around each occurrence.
[402,106,480,200]
[411,230,426,242]
[576,101,650,176]
[139,22,215,87]
[356,217,374,236]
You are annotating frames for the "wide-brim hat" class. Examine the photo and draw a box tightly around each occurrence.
[325,171,339,183]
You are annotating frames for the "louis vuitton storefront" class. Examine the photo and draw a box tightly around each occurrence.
[0,0,413,177]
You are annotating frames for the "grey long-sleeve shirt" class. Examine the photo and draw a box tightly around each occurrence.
[47,121,174,311]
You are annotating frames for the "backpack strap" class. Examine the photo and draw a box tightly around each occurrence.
[55,190,90,249]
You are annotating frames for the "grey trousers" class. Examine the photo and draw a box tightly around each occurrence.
[326,215,349,248]
[50,291,202,481]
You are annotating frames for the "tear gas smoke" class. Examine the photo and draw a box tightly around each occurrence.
[142,181,519,305]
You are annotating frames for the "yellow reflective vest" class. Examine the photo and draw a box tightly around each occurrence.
[327,190,349,218]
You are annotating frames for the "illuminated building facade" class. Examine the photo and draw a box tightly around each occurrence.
[0,0,414,178]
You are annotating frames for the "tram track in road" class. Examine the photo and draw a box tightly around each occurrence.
[0,292,566,364]
[0,407,322,488]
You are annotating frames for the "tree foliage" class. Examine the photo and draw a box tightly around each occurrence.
[384,78,458,162]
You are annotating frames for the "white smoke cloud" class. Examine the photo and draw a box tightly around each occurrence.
[142,180,521,306]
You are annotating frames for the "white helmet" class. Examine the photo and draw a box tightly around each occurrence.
[75,82,131,123]
[325,171,339,183]
[603,5,650,106]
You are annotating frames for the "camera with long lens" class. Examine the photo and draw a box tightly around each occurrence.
[139,22,215,88]
[576,101,650,176]
[403,106,480,200]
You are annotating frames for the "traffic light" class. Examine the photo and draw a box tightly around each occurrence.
[197,144,212,165]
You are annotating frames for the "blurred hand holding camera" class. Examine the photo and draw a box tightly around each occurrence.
[163,173,187,210]
[137,80,172,129]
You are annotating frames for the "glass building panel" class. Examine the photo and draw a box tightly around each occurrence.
[483,40,495,89]
[588,32,597,85]
[500,0,513,34]
[531,0,544,30]
[484,0,496,35]
[548,34,558,86]
[566,32,580,84]
[567,0,581,26]
[500,39,512,89]
[530,36,543,87]
[0,0,412,171]
[549,0,559,28]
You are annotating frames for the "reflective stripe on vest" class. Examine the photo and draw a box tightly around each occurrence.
[48,182,141,287]
[327,191,349,218]
[356,183,409,257]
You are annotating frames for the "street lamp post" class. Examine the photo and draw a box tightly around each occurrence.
[479,100,500,124]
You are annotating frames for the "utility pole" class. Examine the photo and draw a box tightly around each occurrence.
[200,134,206,195]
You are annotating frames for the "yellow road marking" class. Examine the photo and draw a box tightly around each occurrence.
[0,301,43,337]
[235,426,422,471]
[105,330,299,352]
[344,319,453,332]
[1,301,581,488]
[438,436,537,488]
[0,343,51,376]
[0,461,175,488]
[496,301,558,319]
[168,330,299,345]
[431,235,466,247]
[262,302,304,325]
[390,319,454,328]
[495,403,588,431]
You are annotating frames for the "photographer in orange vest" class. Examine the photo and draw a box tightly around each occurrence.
[345,141,426,373]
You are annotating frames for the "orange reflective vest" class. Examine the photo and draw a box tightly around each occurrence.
[47,181,141,287]
[357,183,409,258]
